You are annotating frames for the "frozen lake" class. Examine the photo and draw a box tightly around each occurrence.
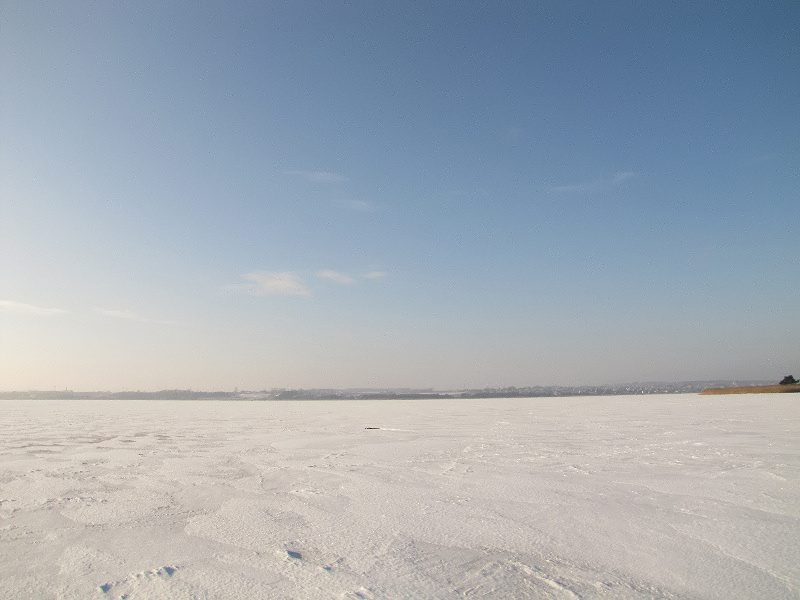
[1,394,798,599]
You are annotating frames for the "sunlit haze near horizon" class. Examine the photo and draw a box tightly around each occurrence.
[2,2,798,391]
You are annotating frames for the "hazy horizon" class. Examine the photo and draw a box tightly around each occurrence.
[0,378,782,396]
[2,2,798,391]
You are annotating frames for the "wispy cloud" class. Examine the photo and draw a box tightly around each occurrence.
[552,171,635,193]
[339,199,376,212]
[317,270,355,284]
[317,270,388,283]
[231,268,386,297]
[97,309,140,320]
[0,300,67,316]
[233,271,311,297]
[363,271,387,280]
[287,170,347,183]
[95,308,173,325]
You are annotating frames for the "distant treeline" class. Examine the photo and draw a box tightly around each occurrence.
[0,381,775,401]
[0,389,235,400]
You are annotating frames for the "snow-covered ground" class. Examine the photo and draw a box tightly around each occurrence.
[1,394,798,599]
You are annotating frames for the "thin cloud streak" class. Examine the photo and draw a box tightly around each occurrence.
[96,309,174,325]
[286,170,347,183]
[0,300,67,316]
[317,270,355,284]
[234,271,311,296]
[363,271,387,280]
[340,199,376,212]
[552,171,635,193]
[230,269,386,297]
[97,309,140,320]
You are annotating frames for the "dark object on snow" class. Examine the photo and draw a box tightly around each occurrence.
[780,375,798,385]
[365,426,380,430]
[287,550,302,560]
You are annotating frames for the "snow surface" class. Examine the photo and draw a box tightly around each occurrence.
[1,394,798,599]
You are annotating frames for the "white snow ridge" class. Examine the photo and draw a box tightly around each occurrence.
[0,394,798,599]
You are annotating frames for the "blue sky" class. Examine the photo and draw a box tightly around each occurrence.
[2,1,798,390]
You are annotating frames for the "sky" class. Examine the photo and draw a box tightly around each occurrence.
[1,1,798,391]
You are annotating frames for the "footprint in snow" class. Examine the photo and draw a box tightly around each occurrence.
[98,565,177,595]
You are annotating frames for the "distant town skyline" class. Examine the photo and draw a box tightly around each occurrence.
[0,379,781,400]
[2,2,798,391]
